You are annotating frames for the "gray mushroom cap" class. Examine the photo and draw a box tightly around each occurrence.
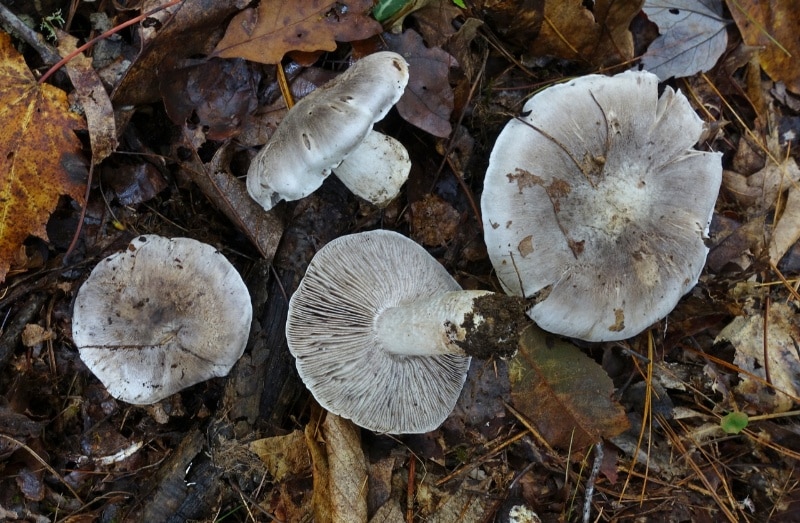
[481,70,722,342]
[72,235,252,404]
[286,230,472,434]
[247,52,410,211]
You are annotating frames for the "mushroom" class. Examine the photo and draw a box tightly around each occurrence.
[286,230,527,433]
[72,235,252,404]
[247,51,410,211]
[481,70,722,342]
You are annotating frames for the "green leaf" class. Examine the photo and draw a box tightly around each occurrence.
[453,0,466,7]
[720,412,749,434]
[372,0,409,22]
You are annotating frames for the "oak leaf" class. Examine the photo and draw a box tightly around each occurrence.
[0,32,85,283]
[213,0,382,65]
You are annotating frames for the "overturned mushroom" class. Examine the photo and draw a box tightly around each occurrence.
[247,52,410,210]
[481,70,722,342]
[286,230,527,433]
[72,235,252,404]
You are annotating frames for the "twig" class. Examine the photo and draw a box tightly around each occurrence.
[406,454,415,523]
[582,442,603,523]
[0,2,61,64]
[0,433,85,505]
[38,0,183,84]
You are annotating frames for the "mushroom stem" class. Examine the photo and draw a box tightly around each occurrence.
[375,291,528,358]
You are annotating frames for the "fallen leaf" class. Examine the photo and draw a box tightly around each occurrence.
[57,31,117,163]
[722,158,800,213]
[384,29,456,137]
[0,32,86,283]
[113,0,242,105]
[249,430,311,482]
[717,302,800,412]
[641,0,729,80]
[159,57,259,141]
[769,168,800,264]
[213,0,382,65]
[305,413,368,523]
[509,326,629,454]
[726,0,800,94]
[178,134,283,262]
[529,0,643,66]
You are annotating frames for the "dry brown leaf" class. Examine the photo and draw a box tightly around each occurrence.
[717,302,800,413]
[769,166,800,264]
[305,413,368,523]
[473,0,641,65]
[532,0,643,66]
[213,0,382,65]
[249,430,311,482]
[57,31,117,163]
[509,326,629,454]
[384,29,456,137]
[726,0,800,94]
[0,32,85,283]
[722,158,800,213]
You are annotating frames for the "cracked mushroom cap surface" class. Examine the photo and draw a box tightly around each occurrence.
[481,70,722,342]
[72,235,252,404]
[286,230,471,434]
[246,51,409,210]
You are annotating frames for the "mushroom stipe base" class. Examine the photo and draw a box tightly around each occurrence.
[453,294,528,359]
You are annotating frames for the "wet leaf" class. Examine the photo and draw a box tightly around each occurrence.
[113,0,242,105]
[717,302,800,413]
[57,31,117,163]
[0,32,86,283]
[641,0,729,80]
[213,0,382,65]
[384,29,456,137]
[726,0,800,94]
[159,58,259,141]
[509,326,629,453]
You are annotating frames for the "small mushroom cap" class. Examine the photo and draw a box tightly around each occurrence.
[286,230,471,434]
[247,52,409,211]
[481,71,722,341]
[72,235,252,404]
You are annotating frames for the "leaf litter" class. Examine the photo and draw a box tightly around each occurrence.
[1,0,800,521]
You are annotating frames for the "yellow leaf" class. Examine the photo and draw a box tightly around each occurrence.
[0,32,85,282]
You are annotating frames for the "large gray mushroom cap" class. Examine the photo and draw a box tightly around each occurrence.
[72,235,252,404]
[247,51,410,210]
[286,230,472,434]
[481,70,722,342]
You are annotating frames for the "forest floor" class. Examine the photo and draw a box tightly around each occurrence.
[1,0,799,522]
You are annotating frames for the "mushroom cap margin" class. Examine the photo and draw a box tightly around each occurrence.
[286,230,471,434]
[481,70,722,341]
[72,235,252,404]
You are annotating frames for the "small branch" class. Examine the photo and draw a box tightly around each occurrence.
[0,1,61,64]
[38,0,183,84]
